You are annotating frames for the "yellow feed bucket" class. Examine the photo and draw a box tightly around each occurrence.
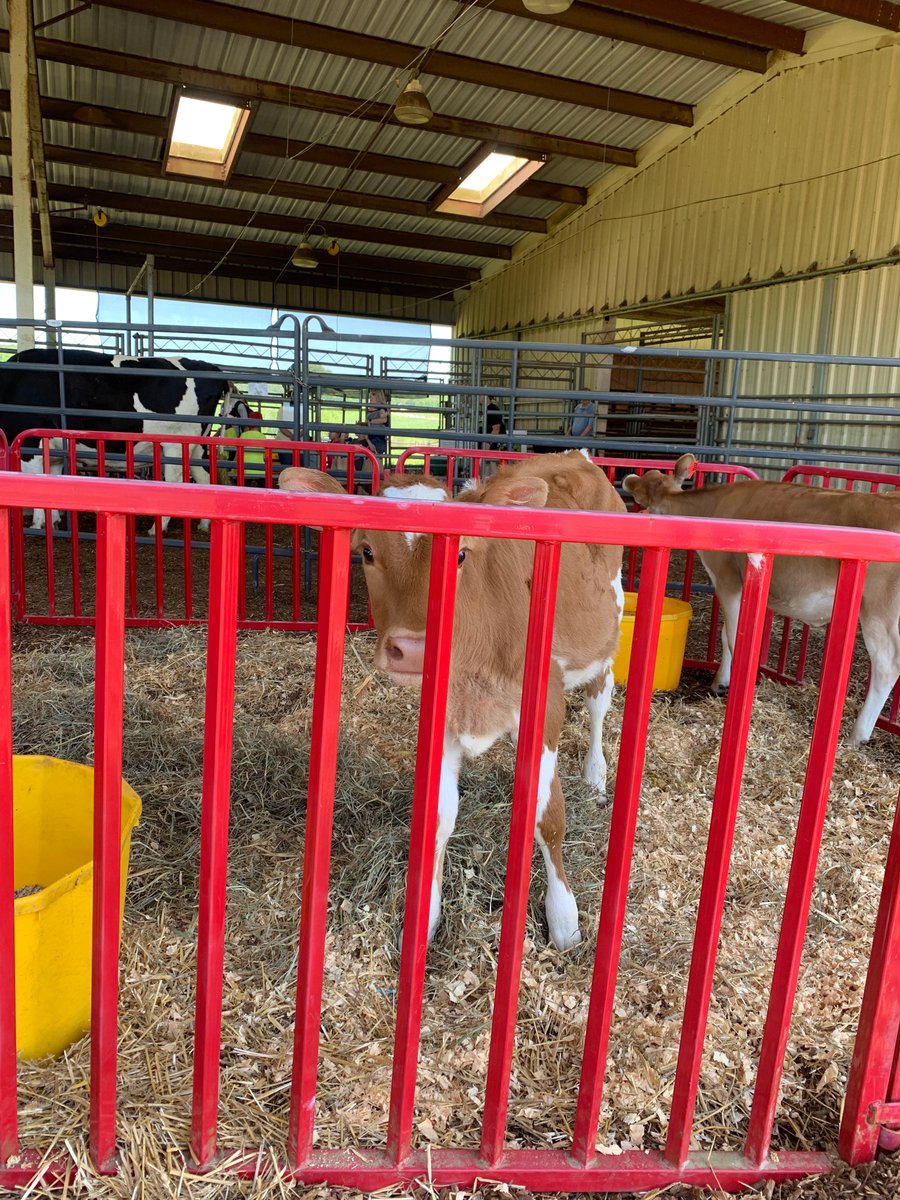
[12,755,141,1060]
[613,592,693,691]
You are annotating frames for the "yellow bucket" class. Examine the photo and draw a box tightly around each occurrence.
[613,592,693,691]
[12,755,141,1060]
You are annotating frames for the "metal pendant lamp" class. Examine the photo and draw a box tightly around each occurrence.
[522,0,573,13]
[394,77,433,126]
[291,240,317,269]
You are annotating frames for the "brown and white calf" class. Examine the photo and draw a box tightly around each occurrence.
[281,451,625,950]
[623,453,900,747]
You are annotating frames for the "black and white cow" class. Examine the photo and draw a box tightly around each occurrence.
[0,348,239,530]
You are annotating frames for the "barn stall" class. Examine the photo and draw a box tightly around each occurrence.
[1,0,900,1196]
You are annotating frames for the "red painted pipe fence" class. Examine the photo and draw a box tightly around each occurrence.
[9,429,380,631]
[1,470,899,1193]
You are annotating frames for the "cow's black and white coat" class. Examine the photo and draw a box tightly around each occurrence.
[0,348,238,530]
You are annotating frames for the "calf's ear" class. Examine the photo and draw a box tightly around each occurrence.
[485,475,550,508]
[279,467,348,496]
[673,453,696,486]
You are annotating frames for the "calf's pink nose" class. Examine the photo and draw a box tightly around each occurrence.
[383,636,426,674]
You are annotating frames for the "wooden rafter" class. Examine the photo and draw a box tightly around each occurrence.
[17,214,482,285]
[789,0,900,30]
[2,32,638,167]
[0,234,459,302]
[88,0,694,125]
[454,0,778,72]
[0,178,514,261]
[0,139,549,235]
[0,92,587,208]
[582,0,805,53]
[0,213,478,292]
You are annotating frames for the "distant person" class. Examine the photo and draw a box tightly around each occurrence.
[359,389,390,461]
[482,396,506,450]
[569,398,596,442]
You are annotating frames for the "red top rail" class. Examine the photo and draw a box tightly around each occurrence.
[2,471,898,562]
[782,464,900,492]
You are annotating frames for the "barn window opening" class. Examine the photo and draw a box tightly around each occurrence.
[164,90,253,183]
[432,148,544,219]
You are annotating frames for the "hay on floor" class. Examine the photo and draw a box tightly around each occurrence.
[6,617,898,1200]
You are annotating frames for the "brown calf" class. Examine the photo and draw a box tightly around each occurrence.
[623,453,900,746]
[281,452,625,949]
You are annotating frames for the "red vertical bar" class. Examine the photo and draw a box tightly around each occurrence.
[666,553,773,1168]
[838,789,900,1165]
[43,440,56,619]
[153,444,164,621]
[795,624,811,683]
[68,439,82,619]
[774,616,791,675]
[182,445,193,622]
[745,560,866,1164]
[287,527,351,1166]
[386,532,459,1166]
[0,510,17,1162]
[572,548,670,1164]
[292,523,301,625]
[125,444,137,620]
[190,520,241,1169]
[89,512,127,1174]
[11,479,26,622]
[480,540,561,1167]
[265,453,275,624]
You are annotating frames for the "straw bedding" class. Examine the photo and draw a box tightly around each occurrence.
[6,611,899,1200]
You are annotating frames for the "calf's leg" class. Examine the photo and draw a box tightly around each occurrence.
[22,452,63,530]
[583,665,614,795]
[427,738,462,943]
[535,745,581,950]
[709,573,741,694]
[854,603,900,746]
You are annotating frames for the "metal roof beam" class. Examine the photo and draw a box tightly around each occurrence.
[0,234,461,302]
[787,0,900,30]
[454,0,776,72]
[5,32,637,166]
[0,139,548,235]
[90,0,693,124]
[582,0,805,54]
[11,92,587,207]
[31,214,482,285]
[0,176,514,261]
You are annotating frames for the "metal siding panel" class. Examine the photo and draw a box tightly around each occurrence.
[458,41,900,339]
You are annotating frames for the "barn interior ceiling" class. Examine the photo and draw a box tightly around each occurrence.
[0,0,894,320]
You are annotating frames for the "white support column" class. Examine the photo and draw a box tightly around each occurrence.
[8,0,35,350]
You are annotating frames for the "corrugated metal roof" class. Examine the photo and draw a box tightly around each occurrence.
[0,0,846,317]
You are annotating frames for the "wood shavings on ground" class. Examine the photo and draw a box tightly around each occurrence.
[7,619,899,1200]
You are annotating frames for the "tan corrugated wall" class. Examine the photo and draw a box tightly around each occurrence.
[456,24,900,344]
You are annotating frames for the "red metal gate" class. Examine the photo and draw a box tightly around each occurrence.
[2,469,899,1192]
[9,429,380,631]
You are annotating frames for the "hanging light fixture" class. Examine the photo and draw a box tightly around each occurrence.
[291,240,317,269]
[522,0,573,13]
[394,76,433,126]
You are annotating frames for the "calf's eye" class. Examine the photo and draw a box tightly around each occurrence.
[362,546,374,564]
[457,549,466,566]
